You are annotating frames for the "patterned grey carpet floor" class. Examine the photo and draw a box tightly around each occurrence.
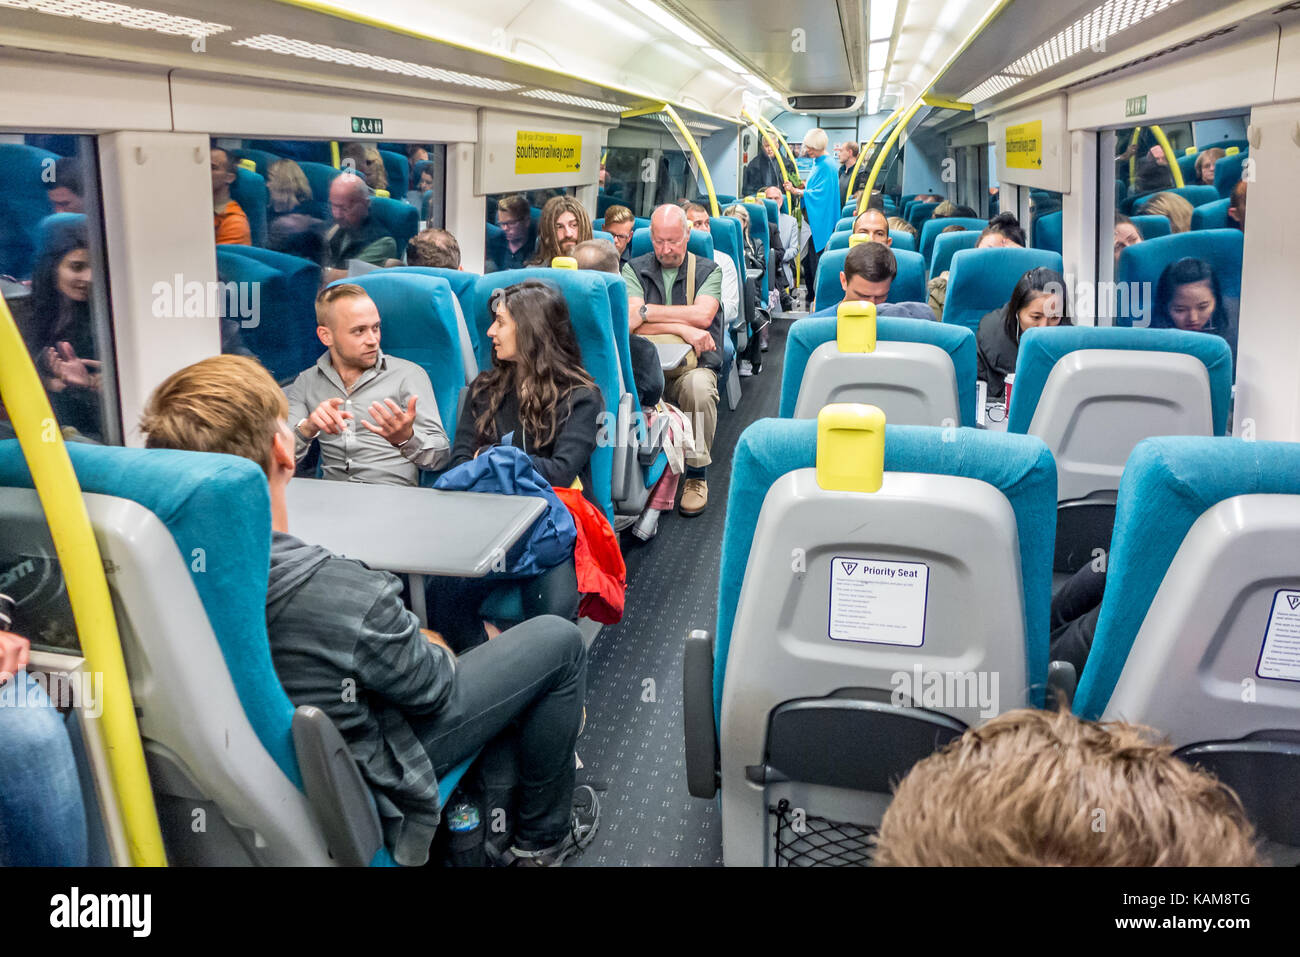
[574,317,793,866]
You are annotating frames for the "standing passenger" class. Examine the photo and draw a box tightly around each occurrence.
[782,128,841,294]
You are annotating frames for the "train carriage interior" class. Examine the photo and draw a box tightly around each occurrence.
[2,0,1300,876]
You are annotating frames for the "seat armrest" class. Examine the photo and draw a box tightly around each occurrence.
[292,706,384,866]
[1047,660,1078,712]
[684,629,720,798]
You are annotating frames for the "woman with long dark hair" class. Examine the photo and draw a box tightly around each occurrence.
[22,221,102,439]
[1152,257,1237,362]
[976,267,1071,399]
[429,279,603,652]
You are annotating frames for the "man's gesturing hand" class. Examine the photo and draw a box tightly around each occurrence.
[362,395,418,447]
[300,397,353,439]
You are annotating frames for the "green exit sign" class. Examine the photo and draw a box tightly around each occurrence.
[351,116,384,134]
[1125,96,1147,118]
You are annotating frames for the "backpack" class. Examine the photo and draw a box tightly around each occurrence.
[553,486,626,624]
[433,442,576,577]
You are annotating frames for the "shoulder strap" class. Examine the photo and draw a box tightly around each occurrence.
[685,252,696,305]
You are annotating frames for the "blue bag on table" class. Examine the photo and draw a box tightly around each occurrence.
[432,438,576,577]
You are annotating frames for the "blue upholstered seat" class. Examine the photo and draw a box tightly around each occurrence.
[629,226,713,260]
[1214,151,1248,198]
[825,229,853,251]
[780,314,978,425]
[298,161,342,202]
[1130,214,1171,240]
[943,247,1064,334]
[889,229,917,253]
[919,217,987,264]
[229,167,269,248]
[328,273,466,465]
[378,150,409,199]
[1113,229,1243,326]
[1008,326,1235,436]
[1130,184,1220,212]
[907,201,940,233]
[219,245,322,382]
[813,247,927,312]
[714,419,1058,722]
[930,230,980,276]
[1032,211,1062,255]
[1075,437,1300,718]
[470,269,623,521]
[1191,198,1231,230]
[369,196,419,252]
[0,143,58,278]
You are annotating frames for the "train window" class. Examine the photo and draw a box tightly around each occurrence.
[1,133,119,446]
[485,187,580,272]
[1029,189,1062,249]
[1103,114,1246,375]
[211,138,446,382]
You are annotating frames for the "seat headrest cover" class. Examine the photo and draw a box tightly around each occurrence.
[836,300,877,353]
[0,440,301,786]
[716,419,1057,721]
[816,404,885,493]
[1009,325,1233,435]
[781,314,978,425]
[551,257,577,269]
[1075,437,1300,719]
[848,234,869,247]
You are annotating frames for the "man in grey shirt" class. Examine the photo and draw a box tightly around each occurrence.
[286,283,450,486]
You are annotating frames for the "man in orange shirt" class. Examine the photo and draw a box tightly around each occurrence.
[212,146,251,245]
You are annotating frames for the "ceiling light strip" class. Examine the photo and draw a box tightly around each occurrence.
[0,0,230,37]
[232,33,522,90]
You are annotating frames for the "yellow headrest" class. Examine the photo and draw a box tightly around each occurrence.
[1184,147,1197,156]
[1225,146,1240,156]
[836,300,877,354]
[238,158,257,172]
[848,233,870,247]
[816,404,885,493]
[551,257,578,270]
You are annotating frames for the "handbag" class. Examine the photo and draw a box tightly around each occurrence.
[433,441,576,577]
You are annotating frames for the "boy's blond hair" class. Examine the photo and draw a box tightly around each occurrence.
[140,355,287,477]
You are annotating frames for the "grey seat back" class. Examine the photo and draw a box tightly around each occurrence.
[793,340,960,424]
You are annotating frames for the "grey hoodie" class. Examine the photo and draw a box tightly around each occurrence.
[266,531,456,866]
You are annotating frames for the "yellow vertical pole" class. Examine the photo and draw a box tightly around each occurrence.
[847,104,905,198]
[0,298,167,866]
[1147,125,1186,188]
[662,104,720,217]
[859,99,925,215]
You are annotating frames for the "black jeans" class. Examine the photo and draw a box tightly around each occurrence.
[407,615,586,849]
[1049,564,1107,676]
[425,557,580,654]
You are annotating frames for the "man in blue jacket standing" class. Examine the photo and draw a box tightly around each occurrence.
[784,128,840,302]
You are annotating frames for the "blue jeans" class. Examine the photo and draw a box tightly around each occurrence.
[0,670,88,866]
[407,615,585,850]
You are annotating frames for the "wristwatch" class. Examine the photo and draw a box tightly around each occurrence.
[638,303,648,322]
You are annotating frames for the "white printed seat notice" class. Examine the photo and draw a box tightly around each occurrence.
[828,557,928,646]
[1257,589,1300,682]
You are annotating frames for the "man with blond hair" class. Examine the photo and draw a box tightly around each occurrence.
[601,204,636,266]
[874,707,1260,866]
[285,283,448,486]
[139,354,596,867]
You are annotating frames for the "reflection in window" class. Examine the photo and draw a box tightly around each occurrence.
[484,187,582,273]
[1,134,117,445]
[210,138,447,383]
[1102,116,1246,378]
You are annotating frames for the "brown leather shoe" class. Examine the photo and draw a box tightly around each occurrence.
[679,478,708,516]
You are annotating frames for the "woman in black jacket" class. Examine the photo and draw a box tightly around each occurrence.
[977,267,1071,399]
[431,279,604,652]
